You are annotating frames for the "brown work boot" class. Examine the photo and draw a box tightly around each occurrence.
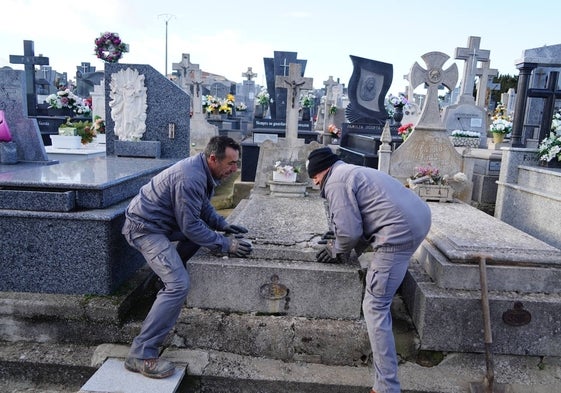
[124,356,175,379]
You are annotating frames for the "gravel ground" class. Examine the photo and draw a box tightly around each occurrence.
[0,380,80,393]
[0,342,96,393]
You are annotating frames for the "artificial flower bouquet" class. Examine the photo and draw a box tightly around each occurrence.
[273,161,301,182]
[397,123,414,141]
[256,87,271,106]
[327,124,341,137]
[537,108,561,164]
[388,94,408,107]
[489,103,512,135]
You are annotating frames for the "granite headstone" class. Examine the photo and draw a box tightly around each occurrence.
[0,67,51,162]
[389,51,468,201]
[104,63,191,159]
[442,36,491,147]
[345,55,392,125]
[263,51,307,120]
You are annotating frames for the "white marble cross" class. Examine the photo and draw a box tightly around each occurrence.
[275,63,313,145]
[455,36,490,104]
[409,52,458,129]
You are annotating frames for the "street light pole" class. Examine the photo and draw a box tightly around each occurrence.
[158,14,175,78]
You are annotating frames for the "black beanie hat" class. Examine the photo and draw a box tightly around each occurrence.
[307,147,340,177]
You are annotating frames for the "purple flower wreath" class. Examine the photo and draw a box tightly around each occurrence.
[94,32,128,63]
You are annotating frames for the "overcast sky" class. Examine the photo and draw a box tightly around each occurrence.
[1,0,558,95]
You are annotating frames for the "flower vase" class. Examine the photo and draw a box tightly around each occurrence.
[95,134,106,144]
[50,135,83,149]
[302,107,311,121]
[539,159,561,168]
[450,136,480,148]
[272,171,297,183]
[48,107,74,118]
[409,182,454,202]
[393,105,404,126]
[492,133,505,143]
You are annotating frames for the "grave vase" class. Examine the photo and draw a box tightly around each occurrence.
[50,135,83,149]
[48,107,74,118]
[95,134,106,144]
[255,104,267,119]
[393,105,404,125]
[450,136,480,148]
[539,158,561,168]
[302,107,311,121]
[492,133,505,143]
[272,171,297,183]
[408,182,454,202]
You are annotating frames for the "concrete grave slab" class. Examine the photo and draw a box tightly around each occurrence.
[186,194,364,320]
[401,202,561,356]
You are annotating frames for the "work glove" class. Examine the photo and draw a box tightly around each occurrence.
[316,246,339,264]
[228,238,253,258]
[222,224,249,235]
[317,230,336,244]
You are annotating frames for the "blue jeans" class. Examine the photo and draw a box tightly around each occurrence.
[125,232,194,359]
[362,247,416,393]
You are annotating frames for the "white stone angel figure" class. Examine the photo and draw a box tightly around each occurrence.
[109,68,147,141]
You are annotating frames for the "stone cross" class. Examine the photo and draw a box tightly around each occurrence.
[9,40,49,116]
[172,53,198,90]
[190,69,204,114]
[275,63,313,145]
[409,51,458,129]
[323,76,338,102]
[280,58,290,76]
[41,66,51,79]
[321,76,339,131]
[242,67,257,81]
[455,36,490,104]
[475,60,498,108]
[76,62,95,77]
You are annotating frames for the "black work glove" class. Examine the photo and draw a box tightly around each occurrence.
[316,246,339,264]
[318,230,336,244]
[223,224,249,235]
[228,238,253,258]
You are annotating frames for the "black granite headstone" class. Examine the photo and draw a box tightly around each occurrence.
[263,51,307,120]
[346,55,392,125]
[76,62,104,98]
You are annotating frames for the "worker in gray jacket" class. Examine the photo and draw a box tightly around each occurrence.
[307,147,431,393]
[122,136,252,379]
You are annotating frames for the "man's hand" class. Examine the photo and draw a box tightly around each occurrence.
[316,246,339,263]
[228,238,253,258]
[223,224,249,235]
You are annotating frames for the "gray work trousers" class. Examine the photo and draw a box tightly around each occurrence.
[124,232,198,359]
